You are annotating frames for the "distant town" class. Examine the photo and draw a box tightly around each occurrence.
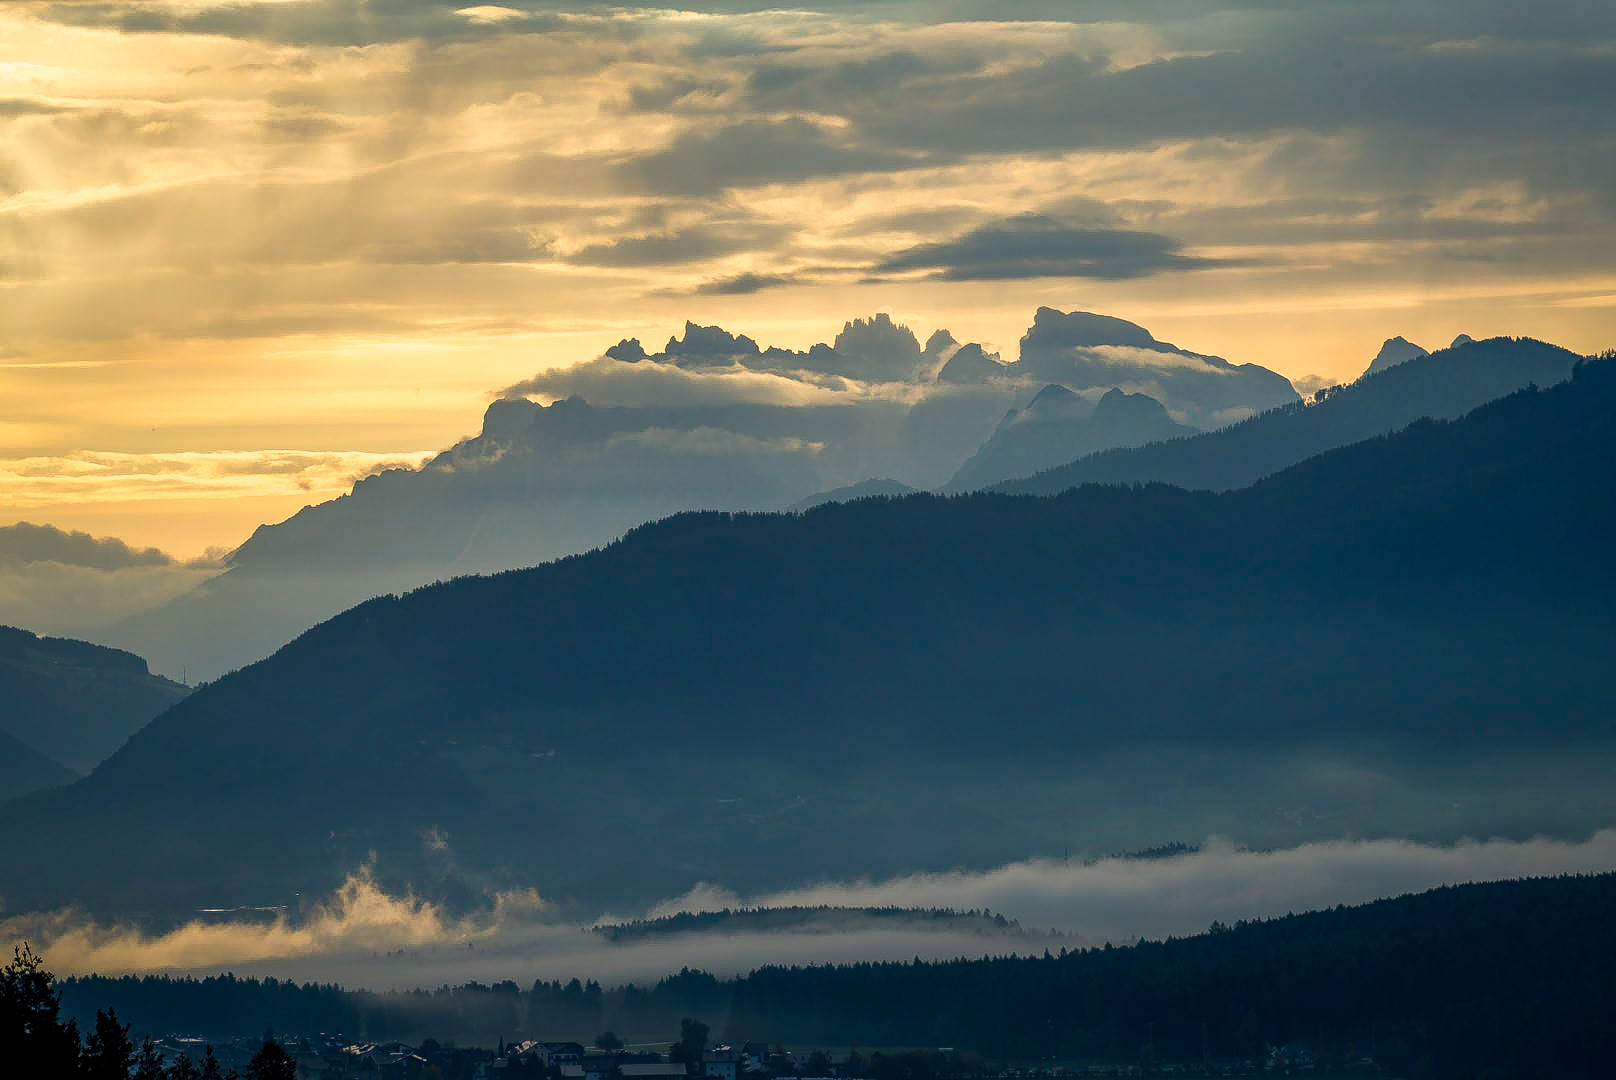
[135,1031,1377,1080]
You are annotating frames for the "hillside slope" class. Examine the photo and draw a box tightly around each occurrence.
[3,357,1613,921]
[0,626,188,773]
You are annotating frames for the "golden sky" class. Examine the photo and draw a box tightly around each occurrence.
[3,0,1614,556]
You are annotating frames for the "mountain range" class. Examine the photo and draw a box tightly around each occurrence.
[996,335,1581,495]
[5,352,1612,922]
[107,308,1299,681]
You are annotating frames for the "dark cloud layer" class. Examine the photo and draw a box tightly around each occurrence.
[563,222,794,268]
[878,215,1224,281]
[0,521,173,570]
[615,117,922,196]
[693,271,797,295]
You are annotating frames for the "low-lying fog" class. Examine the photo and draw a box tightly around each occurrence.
[7,830,1614,991]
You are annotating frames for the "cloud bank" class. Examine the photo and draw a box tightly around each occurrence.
[0,521,225,637]
[0,451,439,508]
[9,831,1615,992]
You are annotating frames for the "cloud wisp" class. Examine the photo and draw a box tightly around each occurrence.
[0,450,438,508]
[8,831,1615,992]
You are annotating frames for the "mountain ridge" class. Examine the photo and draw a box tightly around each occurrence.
[995,336,1581,495]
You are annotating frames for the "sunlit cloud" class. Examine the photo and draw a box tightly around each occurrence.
[0,450,437,507]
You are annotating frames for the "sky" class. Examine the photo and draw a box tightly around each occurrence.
[3,0,1614,557]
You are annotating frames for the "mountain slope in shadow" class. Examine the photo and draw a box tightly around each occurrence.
[996,336,1580,495]
[944,385,1195,492]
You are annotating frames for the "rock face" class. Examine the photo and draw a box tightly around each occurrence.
[945,385,1194,491]
[831,313,925,381]
[1007,307,1299,428]
[1365,336,1430,376]
[1451,333,1476,348]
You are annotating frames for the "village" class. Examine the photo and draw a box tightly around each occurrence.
[134,1031,1371,1080]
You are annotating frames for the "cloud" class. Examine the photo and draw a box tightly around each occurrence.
[6,0,1616,513]
[503,357,847,409]
[1291,374,1341,396]
[455,6,526,26]
[606,427,823,457]
[0,450,438,507]
[693,271,797,295]
[648,830,1616,944]
[876,214,1227,281]
[8,832,1616,991]
[561,222,794,268]
[0,521,173,570]
[615,117,921,196]
[0,522,229,635]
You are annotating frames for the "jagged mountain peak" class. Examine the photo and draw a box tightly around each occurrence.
[666,321,762,360]
[832,313,924,380]
[1366,336,1430,375]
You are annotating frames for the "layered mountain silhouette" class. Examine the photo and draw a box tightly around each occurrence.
[112,309,1297,681]
[0,727,76,803]
[0,625,188,776]
[944,385,1194,492]
[997,336,1580,496]
[789,478,920,511]
[7,355,1612,921]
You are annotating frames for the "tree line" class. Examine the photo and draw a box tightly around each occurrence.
[3,943,295,1079]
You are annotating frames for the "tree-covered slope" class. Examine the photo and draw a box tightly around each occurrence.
[1,358,1612,921]
[996,336,1580,494]
[0,625,188,774]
